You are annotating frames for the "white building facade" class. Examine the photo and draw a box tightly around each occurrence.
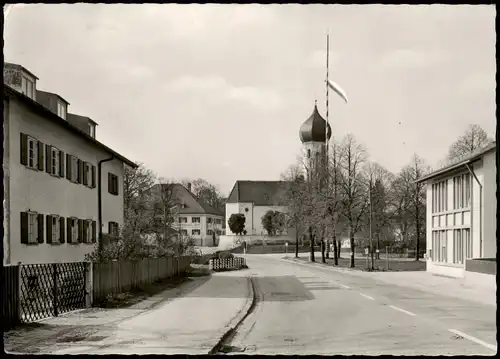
[3,63,137,265]
[418,143,497,278]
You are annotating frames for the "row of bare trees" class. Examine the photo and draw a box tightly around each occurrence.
[280,124,493,268]
[87,164,225,262]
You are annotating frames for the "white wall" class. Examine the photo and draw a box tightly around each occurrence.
[3,99,11,265]
[481,151,496,258]
[5,96,126,264]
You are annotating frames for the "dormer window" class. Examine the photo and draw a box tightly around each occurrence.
[88,123,96,138]
[57,101,67,120]
[21,76,35,100]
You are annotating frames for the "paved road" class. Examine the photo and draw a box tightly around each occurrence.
[226,255,497,355]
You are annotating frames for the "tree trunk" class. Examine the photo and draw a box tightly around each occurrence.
[350,227,355,268]
[332,231,338,265]
[321,239,326,263]
[376,233,380,260]
[337,239,341,259]
[325,238,330,259]
[295,226,299,258]
[309,226,315,262]
[415,202,420,261]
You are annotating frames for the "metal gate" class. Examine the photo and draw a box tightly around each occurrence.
[20,262,87,323]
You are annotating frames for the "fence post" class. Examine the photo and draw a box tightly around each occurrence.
[52,263,58,317]
[85,262,93,308]
[17,262,22,323]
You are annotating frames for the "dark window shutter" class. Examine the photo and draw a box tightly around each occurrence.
[66,154,71,180]
[78,219,84,243]
[46,215,53,244]
[115,176,119,195]
[83,162,88,186]
[20,133,28,165]
[59,151,65,177]
[37,141,44,171]
[67,217,72,243]
[108,222,112,235]
[108,173,112,194]
[92,221,97,243]
[91,165,96,188]
[37,214,44,243]
[45,145,52,174]
[59,216,66,243]
[21,212,29,244]
[77,159,83,184]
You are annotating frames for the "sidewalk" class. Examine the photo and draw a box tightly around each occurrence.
[5,273,253,355]
[285,257,496,307]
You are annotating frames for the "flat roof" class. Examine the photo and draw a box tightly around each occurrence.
[416,142,496,183]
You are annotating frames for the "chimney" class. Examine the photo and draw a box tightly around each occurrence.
[187,182,192,192]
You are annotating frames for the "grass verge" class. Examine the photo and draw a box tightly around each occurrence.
[294,255,426,272]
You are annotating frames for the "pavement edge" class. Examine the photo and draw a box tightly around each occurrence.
[207,276,257,355]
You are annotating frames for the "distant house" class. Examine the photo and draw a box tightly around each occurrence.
[3,62,137,265]
[416,142,496,279]
[149,183,224,246]
[225,181,293,236]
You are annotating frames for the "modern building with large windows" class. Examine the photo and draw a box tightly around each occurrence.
[417,141,496,279]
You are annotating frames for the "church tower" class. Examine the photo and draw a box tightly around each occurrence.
[299,101,332,181]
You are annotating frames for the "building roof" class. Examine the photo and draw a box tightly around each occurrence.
[4,85,137,168]
[4,62,39,80]
[226,180,292,206]
[416,141,496,183]
[153,183,224,216]
[299,102,332,143]
[37,89,70,105]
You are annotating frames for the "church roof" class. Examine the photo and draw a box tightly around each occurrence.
[299,102,332,143]
[226,181,291,206]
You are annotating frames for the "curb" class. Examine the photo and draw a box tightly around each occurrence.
[282,257,374,278]
[208,276,257,355]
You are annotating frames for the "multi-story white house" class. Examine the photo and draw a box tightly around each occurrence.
[416,142,496,279]
[150,183,224,246]
[3,62,137,265]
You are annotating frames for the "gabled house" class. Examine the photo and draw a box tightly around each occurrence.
[225,181,291,236]
[416,142,496,279]
[3,62,137,265]
[149,183,224,246]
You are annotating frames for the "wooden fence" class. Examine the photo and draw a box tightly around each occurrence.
[1,265,20,331]
[92,256,191,303]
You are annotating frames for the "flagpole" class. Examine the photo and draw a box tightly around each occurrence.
[325,32,330,167]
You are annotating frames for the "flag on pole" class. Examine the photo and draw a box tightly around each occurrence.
[326,79,348,104]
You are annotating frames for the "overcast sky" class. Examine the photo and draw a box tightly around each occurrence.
[4,4,496,195]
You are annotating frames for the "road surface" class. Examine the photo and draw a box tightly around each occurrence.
[224,255,497,355]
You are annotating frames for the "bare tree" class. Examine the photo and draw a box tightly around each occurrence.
[448,124,492,160]
[405,154,429,260]
[181,178,225,210]
[337,134,369,268]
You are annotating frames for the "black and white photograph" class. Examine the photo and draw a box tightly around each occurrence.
[2,3,497,355]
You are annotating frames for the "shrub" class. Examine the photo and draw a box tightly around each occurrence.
[217,251,234,259]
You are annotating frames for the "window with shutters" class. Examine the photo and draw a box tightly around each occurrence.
[108,173,119,195]
[51,147,60,176]
[108,222,119,236]
[27,136,38,169]
[192,217,200,223]
[207,218,212,224]
[192,229,201,236]
[178,217,187,224]
[84,162,91,187]
[207,229,214,235]
[28,212,38,244]
[52,215,60,243]
[70,218,78,243]
[181,229,188,236]
[85,220,93,243]
[70,156,78,182]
